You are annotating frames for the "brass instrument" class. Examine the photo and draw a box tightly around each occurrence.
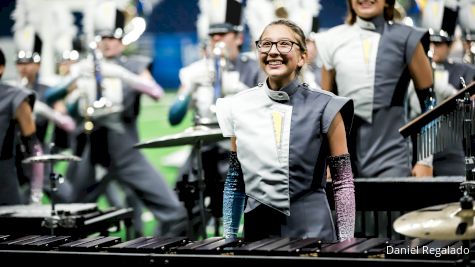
[82,42,122,134]
[211,41,227,103]
[189,41,229,126]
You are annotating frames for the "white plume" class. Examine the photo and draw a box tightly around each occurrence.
[197,0,211,42]
[245,0,321,42]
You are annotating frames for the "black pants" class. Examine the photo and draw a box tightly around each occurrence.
[244,204,286,242]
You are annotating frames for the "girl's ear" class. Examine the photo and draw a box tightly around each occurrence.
[298,52,307,68]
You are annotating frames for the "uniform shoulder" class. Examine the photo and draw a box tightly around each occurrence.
[0,82,34,102]
[389,22,427,36]
[232,84,262,98]
[300,83,335,98]
[319,24,351,37]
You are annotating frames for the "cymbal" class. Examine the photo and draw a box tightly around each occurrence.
[22,154,82,164]
[135,125,227,149]
[393,202,475,240]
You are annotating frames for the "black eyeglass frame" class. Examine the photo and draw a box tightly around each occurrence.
[255,40,301,54]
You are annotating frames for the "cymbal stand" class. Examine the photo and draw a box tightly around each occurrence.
[42,159,63,235]
[459,83,475,194]
[189,140,208,239]
[458,88,474,267]
[459,192,473,267]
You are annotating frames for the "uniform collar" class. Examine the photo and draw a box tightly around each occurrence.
[355,15,385,34]
[262,78,299,102]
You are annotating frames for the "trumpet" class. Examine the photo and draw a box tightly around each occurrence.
[81,41,121,134]
[211,41,228,103]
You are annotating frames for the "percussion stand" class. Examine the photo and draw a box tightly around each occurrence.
[457,194,474,267]
[189,139,208,239]
[459,91,475,196]
[457,92,475,267]
[42,159,63,235]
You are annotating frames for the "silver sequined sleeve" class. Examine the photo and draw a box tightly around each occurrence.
[328,153,355,241]
[223,152,246,238]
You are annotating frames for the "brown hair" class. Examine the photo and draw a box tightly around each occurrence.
[259,19,307,74]
[345,0,395,25]
[259,19,307,53]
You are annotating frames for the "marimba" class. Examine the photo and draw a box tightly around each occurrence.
[0,235,472,266]
[0,204,133,238]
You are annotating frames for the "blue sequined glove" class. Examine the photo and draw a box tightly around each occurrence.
[223,152,246,238]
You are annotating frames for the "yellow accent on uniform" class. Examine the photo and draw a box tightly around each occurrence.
[272,111,283,147]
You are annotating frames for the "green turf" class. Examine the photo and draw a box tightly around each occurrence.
[133,92,193,237]
[42,92,238,239]
[43,91,195,238]
[137,92,193,187]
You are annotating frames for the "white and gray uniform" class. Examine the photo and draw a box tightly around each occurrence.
[176,53,262,222]
[59,55,187,235]
[217,79,353,239]
[317,16,429,178]
[0,83,35,205]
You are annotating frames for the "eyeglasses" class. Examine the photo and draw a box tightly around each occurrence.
[255,40,300,54]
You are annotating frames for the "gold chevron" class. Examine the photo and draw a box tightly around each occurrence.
[362,38,372,65]
[272,111,283,147]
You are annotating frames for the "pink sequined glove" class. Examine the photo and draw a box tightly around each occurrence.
[21,134,45,204]
[328,153,355,241]
[101,62,164,100]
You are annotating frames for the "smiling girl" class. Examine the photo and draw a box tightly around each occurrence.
[216,19,355,242]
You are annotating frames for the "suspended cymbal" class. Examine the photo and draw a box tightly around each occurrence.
[393,202,475,240]
[22,154,82,164]
[135,125,227,149]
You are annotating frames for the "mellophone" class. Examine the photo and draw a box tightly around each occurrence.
[0,234,472,266]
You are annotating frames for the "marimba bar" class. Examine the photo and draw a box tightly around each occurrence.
[0,234,472,266]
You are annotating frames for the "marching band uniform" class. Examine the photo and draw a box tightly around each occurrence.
[0,47,44,205]
[317,14,430,178]
[216,79,354,241]
[10,25,71,203]
[55,1,187,237]
[168,0,261,237]
[0,82,37,205]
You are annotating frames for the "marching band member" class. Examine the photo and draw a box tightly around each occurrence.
[52,1,187,237]
[168,0,262,238]
[11,25,76,144]
[0,47,44,205]
[317,0,434,178]
[9,23,75,203]
[216,19,355,241]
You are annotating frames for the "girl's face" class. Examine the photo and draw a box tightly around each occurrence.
[258,24,306,89]
[351,0,385,20]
